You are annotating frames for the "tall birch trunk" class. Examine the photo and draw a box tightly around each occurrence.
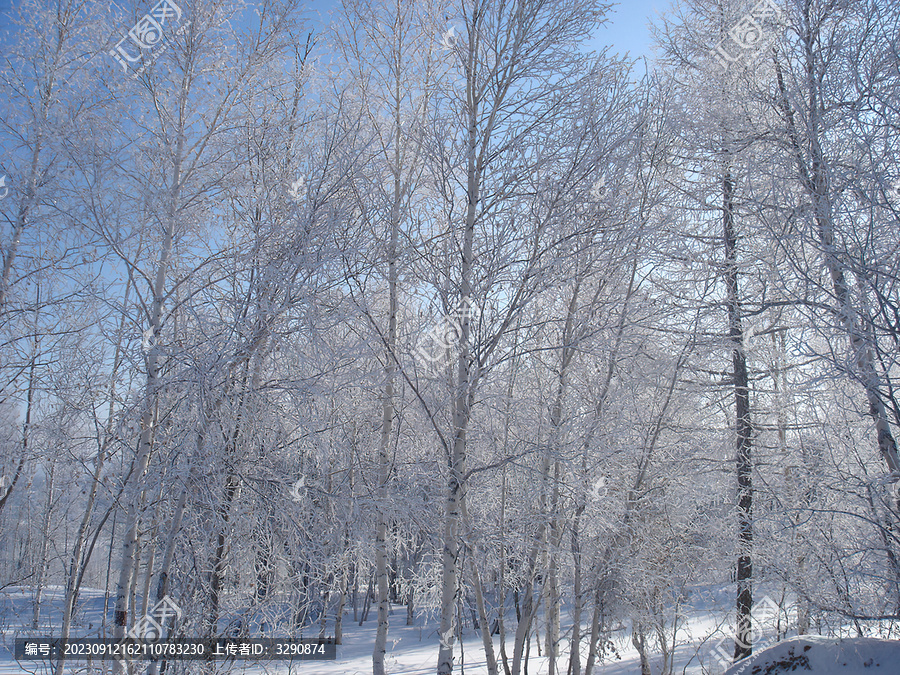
[436,88,479,675]
[723,167,753,662]
[545,460,561,675]
[459,491,499,675]
[583,585,606,675]
[568,501,585,675]
[112,123,185,660]
[145,487,187,675]
[56,279,132,675]
[336,547,348,645]
[436,279,474,675]
[775,36,900,477]
[545,281,580,674]
[32,458,56,630]
[373,132,400,675]
[436,18,483,671]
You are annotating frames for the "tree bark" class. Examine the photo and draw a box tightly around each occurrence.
[583,590,603,675]
[336,551,348,645]
[112,124,184,663]
[460,492,500,675]
[373,83,401,675]
[145,486,187,675]
[207,469,240,636]
[436,21,480,670]
[32,457,56,630]
[774,37,900,477]
[568,503,585,675]
[723,167,753,662]
[632,622,652,675]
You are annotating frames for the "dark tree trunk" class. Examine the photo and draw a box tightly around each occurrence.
[724,168,753,662]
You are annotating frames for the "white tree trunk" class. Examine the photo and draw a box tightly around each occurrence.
[373,183,399,675]
[56,278,132,674]
[112,123,184,662]
[459,491,499,675]
[32,458,56,630]
[774,45,900,477]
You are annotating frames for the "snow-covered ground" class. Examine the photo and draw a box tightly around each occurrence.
[723,636,900,675]
[2,585,898,674]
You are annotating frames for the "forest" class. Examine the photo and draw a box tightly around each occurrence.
[0,0,899,673]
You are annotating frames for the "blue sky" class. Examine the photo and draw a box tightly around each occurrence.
[0,0,666,63]
[304,0,667,61]
[592,0,667,61]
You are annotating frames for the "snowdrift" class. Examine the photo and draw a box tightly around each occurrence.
[724,636,900,675]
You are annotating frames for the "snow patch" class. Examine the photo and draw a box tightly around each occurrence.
[724,636,900,675]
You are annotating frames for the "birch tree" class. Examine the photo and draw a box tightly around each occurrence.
[419,2,610,672]
[771,0,900,480]
[654,0,789,659]
[94,0,312,659]
[331,1,440,670]
[0,0,105,527]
